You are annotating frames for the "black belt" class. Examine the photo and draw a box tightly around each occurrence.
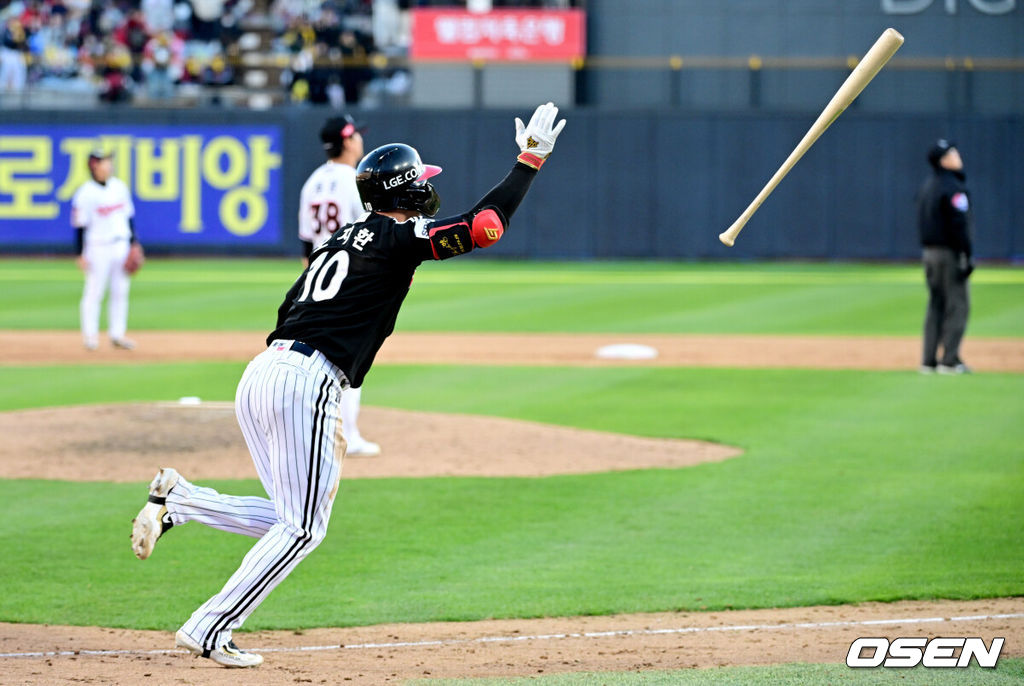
[289,341,315,357]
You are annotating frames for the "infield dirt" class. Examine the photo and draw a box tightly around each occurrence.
[0,403,740,482]
[1,599,1021,684]
[2,330,1023,371]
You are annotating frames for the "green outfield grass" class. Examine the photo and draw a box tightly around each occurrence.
[410,660,1024,686]
[2,258,1023,335]
[0,363,1021,631]
[0,258,1021,686]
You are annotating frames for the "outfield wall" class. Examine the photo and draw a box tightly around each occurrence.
[582,0,1023,114]
[1,108,1020,260]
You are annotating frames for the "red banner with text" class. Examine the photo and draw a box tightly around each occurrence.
[410,8,586,62]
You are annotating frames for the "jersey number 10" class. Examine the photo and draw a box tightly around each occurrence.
[298,251,350,303]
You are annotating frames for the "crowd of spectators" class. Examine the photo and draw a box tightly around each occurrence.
[0,0,247,103]
[268,0,575,107]
[0,0,577,106]
[271,0,382,106]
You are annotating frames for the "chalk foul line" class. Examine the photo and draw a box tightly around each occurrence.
[1,612,1021,659]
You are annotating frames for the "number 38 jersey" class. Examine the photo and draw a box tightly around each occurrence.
[269,213,437,388]
[298,161,364,250]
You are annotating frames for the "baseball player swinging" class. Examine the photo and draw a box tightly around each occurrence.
[297,114,380,457]
[130,102,566,668]
[72,149,145,350]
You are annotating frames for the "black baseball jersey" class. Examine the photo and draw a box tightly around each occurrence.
[269,160,537,387]
[270,212,435,387]
[917,168,973,256]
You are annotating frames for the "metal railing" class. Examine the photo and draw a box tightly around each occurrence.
[2,53,1022,111]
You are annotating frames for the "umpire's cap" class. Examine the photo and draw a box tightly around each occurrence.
[320,114,367,155]
[928,139,956,169]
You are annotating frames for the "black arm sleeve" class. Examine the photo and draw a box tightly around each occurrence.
[128,217,137,243]
[74,227,84,256]
[302,240,313,259]
[470,161,538,221]
[947,205,972,257]
[404,160,540,263]
[274,273,305,330]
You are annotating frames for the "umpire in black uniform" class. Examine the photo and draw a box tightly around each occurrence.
[917,139,974,374]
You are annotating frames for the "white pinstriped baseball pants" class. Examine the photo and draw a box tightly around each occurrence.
[166,341,348,652]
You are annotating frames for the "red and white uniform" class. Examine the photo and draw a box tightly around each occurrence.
[72,176,135,345]
[298,161,365,250]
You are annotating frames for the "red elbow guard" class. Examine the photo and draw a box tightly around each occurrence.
[470,208,505,249]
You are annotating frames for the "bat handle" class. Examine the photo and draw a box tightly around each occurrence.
[719,216,749,247]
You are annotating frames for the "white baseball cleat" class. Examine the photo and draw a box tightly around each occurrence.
[111,338,136,350]
[346,438,381,457]
[83,337,99,351]
[175,630,263,668]
[131,468,179,560]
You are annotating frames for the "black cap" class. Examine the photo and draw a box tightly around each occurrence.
[928,139,955,168]
[88,148,112,161]
[320,114,367,150]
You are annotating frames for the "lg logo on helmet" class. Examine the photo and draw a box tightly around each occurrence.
[847,637,1004,668]
[383,167,421,190]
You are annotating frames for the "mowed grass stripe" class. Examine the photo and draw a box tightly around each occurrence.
[0,363,1020,629]
[2,259,1023,335]
[3,258,1023,285]
[407,660,1024,686]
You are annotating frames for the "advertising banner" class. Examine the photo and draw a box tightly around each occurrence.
[0,125,283,247]
[410,8,586,61]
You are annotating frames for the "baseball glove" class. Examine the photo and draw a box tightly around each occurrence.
[124,242,145,275]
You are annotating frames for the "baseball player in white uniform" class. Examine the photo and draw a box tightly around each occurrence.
[298,114,380,457]
[129,102,566,669]
[72,149,139,350]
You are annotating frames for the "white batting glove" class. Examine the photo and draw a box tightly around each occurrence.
[514,102,566,170]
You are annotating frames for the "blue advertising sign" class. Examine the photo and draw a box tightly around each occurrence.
[0,125,283,246]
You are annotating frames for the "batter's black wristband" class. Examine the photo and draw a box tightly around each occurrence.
[148,495,166,505]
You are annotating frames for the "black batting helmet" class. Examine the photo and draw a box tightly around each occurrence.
[355,144,442,218]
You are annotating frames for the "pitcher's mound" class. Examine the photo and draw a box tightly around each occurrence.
[0,403,740,482]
